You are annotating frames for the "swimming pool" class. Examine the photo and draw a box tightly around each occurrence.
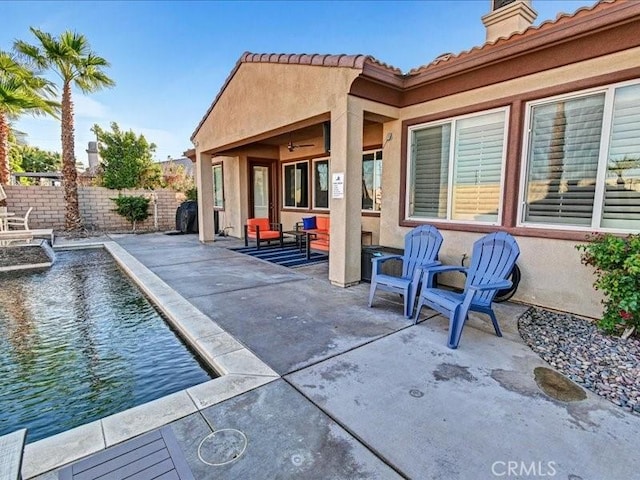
[0,249,215,443]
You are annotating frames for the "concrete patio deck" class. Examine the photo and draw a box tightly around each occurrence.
[30,233,640,479]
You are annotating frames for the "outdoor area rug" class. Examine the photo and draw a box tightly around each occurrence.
[232,243,328,268]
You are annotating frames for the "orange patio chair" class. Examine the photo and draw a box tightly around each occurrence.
[243,218,283,250]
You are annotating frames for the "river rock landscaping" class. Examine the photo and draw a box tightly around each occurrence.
[519,307,640,414]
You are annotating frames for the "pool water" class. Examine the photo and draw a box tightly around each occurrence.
[0,249,215,443]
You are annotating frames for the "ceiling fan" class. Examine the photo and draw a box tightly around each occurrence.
[287,135,314,152]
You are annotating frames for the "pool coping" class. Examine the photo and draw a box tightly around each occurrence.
[21,241,279,479]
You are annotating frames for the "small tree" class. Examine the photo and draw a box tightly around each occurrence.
[93,122,162,189]
[112,195,150,232]
[577,233,640,335]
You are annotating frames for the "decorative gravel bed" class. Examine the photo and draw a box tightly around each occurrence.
[519,307,640,414]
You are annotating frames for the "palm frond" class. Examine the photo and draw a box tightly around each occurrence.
[0,78,57,116]
[61,30,90,57]
[18,28,115,90]
[12,40,47,70]
[0,48,60,119]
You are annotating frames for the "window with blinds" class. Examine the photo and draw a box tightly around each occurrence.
[603,83,640,230]
[523,94,604,226]
[521,81,640,232]
[453,112,505,221]
[408,109,506,223]
[410,124,450,219]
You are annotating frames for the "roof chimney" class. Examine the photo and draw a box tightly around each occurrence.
[482,0,537,43]
[86,141,100,172]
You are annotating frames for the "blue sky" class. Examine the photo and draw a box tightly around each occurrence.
[2,0,595,166]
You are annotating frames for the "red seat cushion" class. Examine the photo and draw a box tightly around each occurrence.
[257,230,281,240]
[246,218,280,240]
[315,216,330,232]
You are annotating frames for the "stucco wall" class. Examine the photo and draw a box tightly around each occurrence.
[195,63,361,153]
[4,185,183,232]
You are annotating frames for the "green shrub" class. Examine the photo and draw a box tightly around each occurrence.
[577,234,640,333]
[112,195,151,232]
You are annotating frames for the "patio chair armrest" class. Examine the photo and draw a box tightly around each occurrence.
[422,265,467,275]
[371,254,402,277]
[468,279,512,292]
[370,254,402,264]
[418,260,441,269]
[418,264,466,289]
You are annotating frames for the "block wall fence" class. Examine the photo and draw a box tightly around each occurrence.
[4,185,184,232]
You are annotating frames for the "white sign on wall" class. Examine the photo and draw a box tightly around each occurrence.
[332,173,344,199]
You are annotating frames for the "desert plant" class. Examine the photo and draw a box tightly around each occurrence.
[112,195,150,232]
[577,233,640,334]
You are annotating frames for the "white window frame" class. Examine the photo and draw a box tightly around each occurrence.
[312,157,330,211]
[517,79,640,234]
[405,106,510,225]
[282,160,309,209]
[362,149,383,213]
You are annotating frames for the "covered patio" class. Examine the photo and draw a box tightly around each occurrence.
[189,53,400,288]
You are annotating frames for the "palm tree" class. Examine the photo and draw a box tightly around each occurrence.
[0,50,57,205]
[15,29,114,230]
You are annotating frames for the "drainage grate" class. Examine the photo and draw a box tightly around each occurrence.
[197,429,248,466]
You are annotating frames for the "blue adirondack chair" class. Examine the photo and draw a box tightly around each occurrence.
[413,232,520,349]
[368,225,443,318]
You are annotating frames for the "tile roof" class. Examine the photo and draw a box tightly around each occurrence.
[406,0,617,77]
[240,52,402,74]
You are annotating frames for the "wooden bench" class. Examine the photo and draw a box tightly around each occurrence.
[0,429,27,480]
[58,426,194,480]
[0,229,54,244]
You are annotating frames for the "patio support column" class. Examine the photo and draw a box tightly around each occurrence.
[196,151,215,242]
[329,95,363,287]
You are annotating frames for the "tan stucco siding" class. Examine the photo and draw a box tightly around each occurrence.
[400,46,640,121]
[438,231,602,319]
[195,63,362,153]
